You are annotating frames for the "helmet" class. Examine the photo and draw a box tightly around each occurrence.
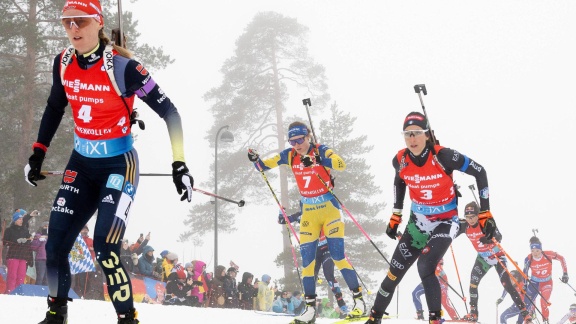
[510,270,523,283]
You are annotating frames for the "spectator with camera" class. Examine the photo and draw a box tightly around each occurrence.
[31,221,49,285]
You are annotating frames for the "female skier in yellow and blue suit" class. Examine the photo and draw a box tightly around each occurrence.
[248,121,365,324]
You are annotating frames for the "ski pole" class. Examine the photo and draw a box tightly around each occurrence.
[449,245,469,313]
[252,159,305,290]
[496,299,498,324]
[396,285,399,318]
[311,170,392,266]
[491,239,552,307]
[40,171,246,207]
[344,254,371,294]
[413,84,439,145]
[489,248,544,318]
[302,98,318,144]
[561,279,576,295]
[277,206,305,292]
[437,273,466,302]
[447,298,461,320]
[283,216,304,293]
[251,159,301,243]
[468,184,479,204]
[301,98,337,186]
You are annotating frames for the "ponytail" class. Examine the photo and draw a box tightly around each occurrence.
[98,29,133,58]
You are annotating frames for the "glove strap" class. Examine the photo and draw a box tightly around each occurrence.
[390,213,402,227]
[32,142,48,153]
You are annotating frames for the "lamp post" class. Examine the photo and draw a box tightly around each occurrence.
[214,125,234,274]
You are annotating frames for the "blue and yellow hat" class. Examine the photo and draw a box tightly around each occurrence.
[288,125,308,139]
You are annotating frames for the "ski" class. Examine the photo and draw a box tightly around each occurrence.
[330,315,396,323]
[253,310,295,317]
[331,316,369,324]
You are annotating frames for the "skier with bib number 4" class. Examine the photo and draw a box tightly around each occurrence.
[24,1,193,323]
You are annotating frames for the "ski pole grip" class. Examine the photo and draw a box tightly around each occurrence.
[414,84,427,95]
[302,98,311,107]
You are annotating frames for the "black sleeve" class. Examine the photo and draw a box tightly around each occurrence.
[123,59,178,119]
[392,155,407,210]
[494,226,503,242]
[36,55,68,148]
[436,148,490,211]
[455,219,468,238]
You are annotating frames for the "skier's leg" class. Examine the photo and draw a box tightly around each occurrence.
[412,283,426,319]
[417,220,454,319]
[540,281,552,321]
[497,261,527,316]
[501,303,521,324]
[293,202,322,323]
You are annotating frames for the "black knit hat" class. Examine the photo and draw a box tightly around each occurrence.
[403,111,428,130]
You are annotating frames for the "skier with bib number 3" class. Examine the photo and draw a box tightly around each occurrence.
[364,112,493,324]
[24,1,193,323]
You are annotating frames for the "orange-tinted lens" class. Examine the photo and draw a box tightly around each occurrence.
[61,17,92,29]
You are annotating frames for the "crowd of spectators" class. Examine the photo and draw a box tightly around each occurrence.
[0,208,345,319]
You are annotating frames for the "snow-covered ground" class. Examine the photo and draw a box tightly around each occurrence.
[0,294,432,324]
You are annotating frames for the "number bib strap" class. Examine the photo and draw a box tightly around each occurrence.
[74,134,133,158]
[410,198,457,215]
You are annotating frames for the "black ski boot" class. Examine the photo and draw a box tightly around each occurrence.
[364,308,386,324]
[520,309,533,324]
[428,310,444,324]
[416,309,425,320]
[39,296,70,324]
[462,305,478,322]
[117,308,139,324]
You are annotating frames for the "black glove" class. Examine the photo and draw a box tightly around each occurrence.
[478,211,497,241]
[386,213,402,240]
[247,149,259,162]
[496,298,503,305]
[25,148,46,187]
[172,161,193,202]
[301,153,320,167]
[561,272,569,283]
[479,236,492,244]
[193,280,203,286]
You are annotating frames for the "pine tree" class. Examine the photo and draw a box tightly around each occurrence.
[181,11,330,277]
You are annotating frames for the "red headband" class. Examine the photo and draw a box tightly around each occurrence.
[62,0,103,17]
